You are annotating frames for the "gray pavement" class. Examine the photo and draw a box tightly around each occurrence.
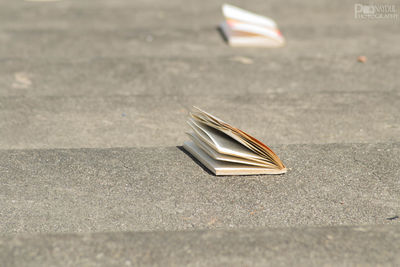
[1,0,399,150]
[2,225,400,267]
[1,143,399,234]
[1,91,399,149]
[0,0,399,265]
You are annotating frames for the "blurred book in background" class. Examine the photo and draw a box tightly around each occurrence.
[220,4,285,47]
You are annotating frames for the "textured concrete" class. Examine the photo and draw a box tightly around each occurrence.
[1,143,399,234]
[0,56,399,98]
[0,0,399,59]
[0,0,399,149]
[1,225,400,267]
[1,92,400,149]
[0,0,399,265]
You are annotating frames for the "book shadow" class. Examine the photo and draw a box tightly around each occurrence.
[216,26,229,45]
[177,146,215,176]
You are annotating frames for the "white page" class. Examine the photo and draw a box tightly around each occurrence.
[190,115,271,160]
[228,36,284,47]
[183,141,286,175]
[222,4,277,29]
[229,22,284,41]
[187,132,276,168]
[187,119,269,162]
[220,21,284,47]
[191,107,278,163]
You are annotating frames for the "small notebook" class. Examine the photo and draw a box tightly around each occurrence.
[183,107,287,175]
[219,4,285,47]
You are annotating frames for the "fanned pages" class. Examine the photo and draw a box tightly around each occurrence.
[219,4,285,47]
[183,107,287,175]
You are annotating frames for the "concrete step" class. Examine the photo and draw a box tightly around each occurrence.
[1,225,400,266]
[0,0,398,60]
[1,0,399,265]
[2,56,398,98]
[1,143,399,235]
[0,0,390,29]
[1,91,399,149]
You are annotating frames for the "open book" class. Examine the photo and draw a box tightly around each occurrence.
[219,4,285,47]
[183,107,287,175]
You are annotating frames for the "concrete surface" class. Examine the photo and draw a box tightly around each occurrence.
[0,0,399,149]
[1,92,400,149]
[1,143,399,234]
[0,0,399,265]
[1,225,400,267]
[0,0,399,59]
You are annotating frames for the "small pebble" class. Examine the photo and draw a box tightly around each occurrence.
[232,56,254,64]
[357,56,367,63]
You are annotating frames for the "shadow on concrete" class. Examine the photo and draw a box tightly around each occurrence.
[216,26,228,45]
[176,146,215,176]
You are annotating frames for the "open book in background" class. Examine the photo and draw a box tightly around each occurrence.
[219,4,285,47]
[183,107,287,175]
